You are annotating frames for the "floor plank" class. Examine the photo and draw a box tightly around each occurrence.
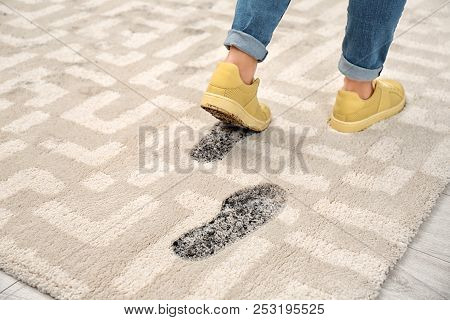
[379,248,450,299]
[1,281,52,300]
[0,272,17,293]
[408,194,450,262]
[378,263,444,300]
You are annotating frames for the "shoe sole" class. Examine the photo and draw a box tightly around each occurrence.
[201,92,270,132]
[329,96,406,133]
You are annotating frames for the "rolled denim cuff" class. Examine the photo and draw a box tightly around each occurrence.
[224,29,268,62]
[338,55,383,81]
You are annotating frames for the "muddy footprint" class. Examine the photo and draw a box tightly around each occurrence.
[190,122,255,162]
[172,183,287,259]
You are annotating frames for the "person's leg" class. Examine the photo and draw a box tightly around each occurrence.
[330,0,408,133]
[223,0,291,84]
[201,0,291,131]
[339,0,407,99]
[225,47,257,85]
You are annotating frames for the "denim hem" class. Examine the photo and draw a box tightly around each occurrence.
[338,55,382,81]
[224,29,268,62]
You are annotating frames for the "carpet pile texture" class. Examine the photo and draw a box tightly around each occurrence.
[0,0,449,299]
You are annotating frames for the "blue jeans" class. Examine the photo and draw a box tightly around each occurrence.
[224,0,407,81]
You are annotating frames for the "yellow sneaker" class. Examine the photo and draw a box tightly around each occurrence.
[329,79,406,133]
[201,62,271,132]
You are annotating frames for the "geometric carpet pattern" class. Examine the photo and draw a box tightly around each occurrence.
[0,0,449,299]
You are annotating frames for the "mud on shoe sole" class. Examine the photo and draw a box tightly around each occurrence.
[201,92,270,132]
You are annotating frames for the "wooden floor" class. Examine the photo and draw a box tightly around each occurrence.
[1,185,449,300]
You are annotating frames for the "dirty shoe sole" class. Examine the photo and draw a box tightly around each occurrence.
[329,97,406,133]
[201,92,270,132]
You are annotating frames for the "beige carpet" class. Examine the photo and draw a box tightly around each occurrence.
[0,0,449,299]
